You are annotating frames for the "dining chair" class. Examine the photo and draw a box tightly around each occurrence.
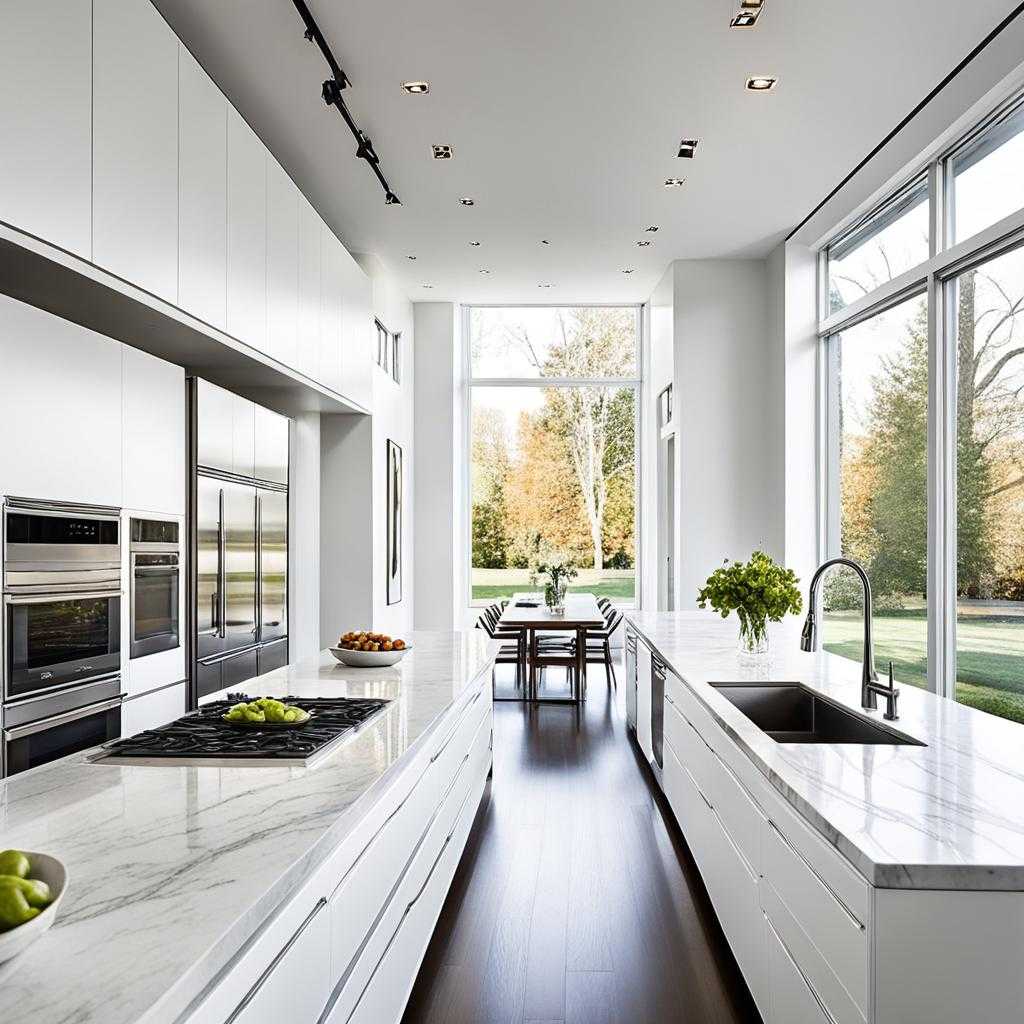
[531,632,579,700]
[583,608,622,689]
[476,613,527,692]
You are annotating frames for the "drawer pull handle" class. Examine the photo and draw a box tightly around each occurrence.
[225,897,327,1023]
[665,693,675,705]
[768,819,865,931]
[697,787,714,812]
[764,912,841,1024]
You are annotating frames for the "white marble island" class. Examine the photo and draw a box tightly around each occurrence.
[0,631,496,1024]
[625,611,1024,1024]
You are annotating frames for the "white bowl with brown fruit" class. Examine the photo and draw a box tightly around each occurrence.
[329,631,411,667]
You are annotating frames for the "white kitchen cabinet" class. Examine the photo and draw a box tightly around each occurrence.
[296,197,321,380]
[340,252,373,405]
[266,157,299,369]
[765,912,832,1024]
[636,639,652,763]
[0,0,92,258]
[255,405,289,485]
[195,378,234,474]
[122,682,186,737]
[122,346,185,515]
[0,295,122,505]
[231,392,257,481]
[178,46,227,331]
[93,0,178,303]
[227,108,267,352]
[320,225,344,393]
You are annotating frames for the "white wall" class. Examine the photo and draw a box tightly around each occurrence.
[670,259,783,608]
[412,302,460,630]
[288,411,320,659]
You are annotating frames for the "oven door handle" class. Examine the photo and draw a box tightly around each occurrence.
[3,696,124,741]
[132,566,180,576]
[4,590,121,605]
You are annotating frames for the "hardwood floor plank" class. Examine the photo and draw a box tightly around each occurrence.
[566,971,616,1024]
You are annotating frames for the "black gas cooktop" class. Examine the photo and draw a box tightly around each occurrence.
[96,694,392,766]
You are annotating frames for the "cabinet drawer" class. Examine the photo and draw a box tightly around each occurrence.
[710,742,764,878]
[427,684,489,801]
[328,698,489,986]
[326,714,491,1024]
[665,668,719,746]
[762,816,869,1020]
[664,695,717,805]
[765,909,836,1024]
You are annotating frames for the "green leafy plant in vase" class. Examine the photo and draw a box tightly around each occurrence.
[697,551,802,661]
[536,557,578,615]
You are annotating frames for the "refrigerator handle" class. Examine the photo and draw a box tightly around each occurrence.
[218,488,227,639]
[255,492,262,642]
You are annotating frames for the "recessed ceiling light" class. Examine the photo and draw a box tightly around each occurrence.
[540,239,550,245]
[459,197,475,206]
[538,283,554,288]
[730,12,758,26]
[636,240,653,247]
[622,269,636,274]
[746,75,778,92]
[677,139,699,159]
[469,240,481,246]
[479,269,491,275]
[664,178,686,188]
[432,144,453,160]
[406,255,417,260]
[645,226,659,233]
[421,283,434,289]
[401,81,429,94]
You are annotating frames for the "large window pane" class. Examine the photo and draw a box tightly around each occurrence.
[470,306,638,378]
[470,385,636,603]
[953,246,1024,724]
[823,295,929,689]
[827,179,929,314]
[952,101,1024,245]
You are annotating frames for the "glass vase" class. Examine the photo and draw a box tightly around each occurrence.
[545,581,567,615]
[737,619,770,662]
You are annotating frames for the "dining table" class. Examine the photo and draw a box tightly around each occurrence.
[497,592,606,702]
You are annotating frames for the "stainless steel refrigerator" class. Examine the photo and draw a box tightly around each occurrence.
[188,379,289,703]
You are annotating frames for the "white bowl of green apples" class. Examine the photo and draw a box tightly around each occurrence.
[0,850,67,963]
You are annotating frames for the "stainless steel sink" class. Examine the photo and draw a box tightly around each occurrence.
[708,682,925,746]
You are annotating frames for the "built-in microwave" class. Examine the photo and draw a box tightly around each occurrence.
[129,518,180,659]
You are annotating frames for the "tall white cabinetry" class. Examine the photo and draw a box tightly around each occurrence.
[0,0,92,258]
[267,158,299,369]
[227,109,267,353]
[296,196,322,381]
[178,46,227,331]
[93,0,179,303]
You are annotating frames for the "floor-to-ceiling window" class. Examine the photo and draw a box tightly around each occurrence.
[820,88,1024,724]
[466,306,641,605]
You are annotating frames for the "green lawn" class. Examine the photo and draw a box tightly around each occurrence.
[823,609,1024,724]
[473,579,636,601]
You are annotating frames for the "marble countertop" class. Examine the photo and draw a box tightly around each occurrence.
[0,631,496,1024]
[627,611,1024,891]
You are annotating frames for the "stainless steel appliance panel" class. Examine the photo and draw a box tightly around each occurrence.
[195,477,224,660]
[258,489,287,644]
[258,638,288,675]
[129,517,181,659]
[651,655,666,774]
[221,648,258,689]
[223,480,257,654]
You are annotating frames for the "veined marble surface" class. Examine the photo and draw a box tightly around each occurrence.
[627,611,1024,891]
[0,631,496,1024]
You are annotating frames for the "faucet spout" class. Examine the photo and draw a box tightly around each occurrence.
[802,557,879,710]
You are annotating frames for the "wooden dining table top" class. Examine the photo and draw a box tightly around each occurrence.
[497,592,605,629]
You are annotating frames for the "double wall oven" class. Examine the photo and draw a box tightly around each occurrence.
[130,517,180,659]
[2,498,123,777]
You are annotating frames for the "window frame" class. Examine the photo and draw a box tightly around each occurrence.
[817,82,1024,703]
[462,303,644,610]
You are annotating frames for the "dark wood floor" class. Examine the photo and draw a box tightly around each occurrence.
[402,667,763,1024]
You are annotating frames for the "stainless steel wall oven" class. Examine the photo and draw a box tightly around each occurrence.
[130,517,180,659]
[2,498,123,776]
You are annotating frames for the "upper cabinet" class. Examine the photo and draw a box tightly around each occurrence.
[93,0,178,303]
[255,406,289,486]
[122,346,186,515]
[296,196,322,381]
[320,226,344,394]
[266,158,299,370]
[340,254,373,406]
[178,46,227,332]
[0,0,92,259]
[227,109,267,353]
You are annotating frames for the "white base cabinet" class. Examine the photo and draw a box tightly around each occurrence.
[121,682,186,736]
[183,676,492,1024]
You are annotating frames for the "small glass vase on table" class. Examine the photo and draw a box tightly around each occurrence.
[537,557,577,617]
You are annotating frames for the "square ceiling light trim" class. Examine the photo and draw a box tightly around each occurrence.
[432,144,454,159]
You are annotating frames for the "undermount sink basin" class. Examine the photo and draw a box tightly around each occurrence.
[709,682,925,746]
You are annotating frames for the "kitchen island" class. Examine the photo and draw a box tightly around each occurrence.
[0,631,496,1024]
[625,611,1024,1024]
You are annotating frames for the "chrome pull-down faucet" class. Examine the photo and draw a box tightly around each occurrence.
[800,557,890,713]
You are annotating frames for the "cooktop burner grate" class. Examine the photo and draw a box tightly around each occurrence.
[99,694,391,762]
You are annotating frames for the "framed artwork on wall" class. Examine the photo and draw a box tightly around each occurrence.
[387,439,403,605]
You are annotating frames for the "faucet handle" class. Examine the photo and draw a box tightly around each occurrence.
[883,661,900,721]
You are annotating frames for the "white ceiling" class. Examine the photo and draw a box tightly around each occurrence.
[154,0,1018,304]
